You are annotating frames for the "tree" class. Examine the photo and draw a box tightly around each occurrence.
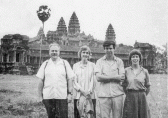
[153,44,167,74]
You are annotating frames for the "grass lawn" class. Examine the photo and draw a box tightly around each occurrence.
[0,74,167,118]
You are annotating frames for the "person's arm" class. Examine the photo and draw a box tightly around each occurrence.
[72,64,83,92]
[118,59,125,83]
[73,75,83,92]
[88,69,94,94]
[96,59,125,83]
[146,86,150,96]
[67,77,73,94]
[67,77,73,103]
[37,77,43,101]
[36,61,46,101]
[64,61,75,102]
[73,75,88,97]
[65,60,76,94]
[145,69,151,95]
[95,59,117,82]
[122,69,128,94]
[96,73,123,82]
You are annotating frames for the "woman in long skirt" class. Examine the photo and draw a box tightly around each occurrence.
[123,49,151,118]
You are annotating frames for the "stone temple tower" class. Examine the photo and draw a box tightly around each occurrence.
[68,12,80,35]
[37,27,45,40]
[105,24,116,42]
[57,17,67,36]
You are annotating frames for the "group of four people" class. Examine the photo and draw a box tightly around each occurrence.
[36,40,151,118]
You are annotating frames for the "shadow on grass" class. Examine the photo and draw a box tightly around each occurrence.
[0,101,74,117]
[0,101,46,117]
[0,89,22,94]
[0,89,47,117]
[0,89,22,103]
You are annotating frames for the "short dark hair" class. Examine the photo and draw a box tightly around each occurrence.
[103,40,116,49]
[129,49,143,65]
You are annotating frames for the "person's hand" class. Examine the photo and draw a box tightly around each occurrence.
[85,91,92,99]
[80,89,91,98]
[67,94,72,103]
[80,89,86,96]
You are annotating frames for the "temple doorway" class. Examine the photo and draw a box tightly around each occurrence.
[3,54,7,62]
[16,53,20,62]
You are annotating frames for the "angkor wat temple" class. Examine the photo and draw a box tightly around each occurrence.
[0,12,155,74]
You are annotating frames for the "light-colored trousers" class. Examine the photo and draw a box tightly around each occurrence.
[98,95,124,118]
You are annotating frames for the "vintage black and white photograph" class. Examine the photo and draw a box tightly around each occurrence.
[0,0,167,118]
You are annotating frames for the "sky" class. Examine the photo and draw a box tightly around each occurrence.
[0,0,167,46]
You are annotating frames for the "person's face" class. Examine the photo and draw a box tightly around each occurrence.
[104,45,115,56]
[81,50,90,60]
[49,45,60,59]
[131,54,140,65]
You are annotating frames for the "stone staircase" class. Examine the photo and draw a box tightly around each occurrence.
[10,62,20,75]
[19,65,28,75]
[10,62,29,75]
[5,62,34,75]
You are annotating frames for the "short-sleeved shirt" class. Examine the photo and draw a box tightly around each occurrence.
[95,55,125,97]
[124,66,151,90]
[36,58,75,99]
[73,61,96,99]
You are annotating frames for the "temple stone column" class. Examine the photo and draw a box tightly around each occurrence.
[19,52,21,62]
[27,55,29,63]
[7,54,9,62]
[29,56,30,63]
[30,56,32,63]
[2,54,3,62]
[22,52,25,63]
[41,57,43,63]
[25,55,27,63]
[13,50,16,62]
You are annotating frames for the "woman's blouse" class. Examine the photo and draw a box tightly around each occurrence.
[123,66,151,91]
[73,61,96,99]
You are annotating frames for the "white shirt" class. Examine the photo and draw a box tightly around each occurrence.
[73,61,96,99]
[36,58,75,99]
[95,55,125,97]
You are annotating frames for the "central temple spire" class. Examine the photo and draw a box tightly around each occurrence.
[68,12,80,35]
[105,24,116,42]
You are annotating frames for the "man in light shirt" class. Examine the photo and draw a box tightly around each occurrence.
[95,40,125,118]
[36,43,75,118]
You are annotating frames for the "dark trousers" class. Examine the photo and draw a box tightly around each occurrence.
[74,99,96,118]
[43,99,68,118]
